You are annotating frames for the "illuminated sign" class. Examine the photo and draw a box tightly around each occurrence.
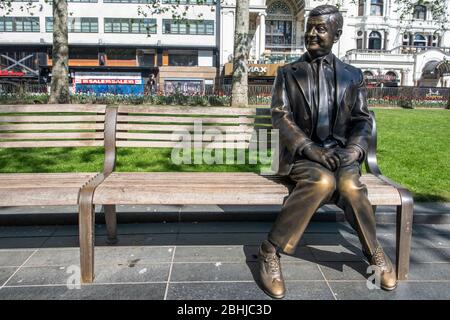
[0,70,25,77]
[80,79,139,85]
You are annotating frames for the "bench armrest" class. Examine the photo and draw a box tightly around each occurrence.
[365,111,382,175]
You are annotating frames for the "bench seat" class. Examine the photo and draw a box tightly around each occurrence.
[92,172,401,206]
[0,173,98,206]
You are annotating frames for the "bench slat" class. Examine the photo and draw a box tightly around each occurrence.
[116,141,250,149]
[116,132,253,142]
[0,140,104,148]
[118,115,255,125]
[0,105,106,114]
[0,115,105,123]
[116,124,252,132]
[0,123,105,131]
[0,132,104,140]
[118,106,258,116]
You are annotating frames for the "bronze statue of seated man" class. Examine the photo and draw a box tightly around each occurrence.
[258,5,397,299]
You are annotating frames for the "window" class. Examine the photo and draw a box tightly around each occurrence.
[358,0,365,16]
[104,18,157,34]
[413,5,427,20]
[163,20,214,35]
[402,33,410,46]
[370,0,383,16]
[266,1,293,51]
[168,51,198,66]
[368,31,382,50]
[106,48,136,60]
[137,50,156,67]
[69,47,99,60]
[0,17,40,32]
[46,17,98,33]
[413,34,427,47]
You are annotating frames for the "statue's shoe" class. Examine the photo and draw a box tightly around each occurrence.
[367,246,398,291]
[258,241,286,299]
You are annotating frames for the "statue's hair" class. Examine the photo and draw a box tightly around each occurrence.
[309,5,343,31]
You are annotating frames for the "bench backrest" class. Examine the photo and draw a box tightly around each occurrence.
[0,104,110,149]
[114,105,272,149]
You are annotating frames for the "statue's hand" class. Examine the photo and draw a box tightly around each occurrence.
[334,146,361,167]
[302,144,340,171]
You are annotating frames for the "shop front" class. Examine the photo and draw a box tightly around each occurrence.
[223,63,284,85]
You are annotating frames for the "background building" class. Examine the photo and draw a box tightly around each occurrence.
[0,0,219,93]
[1,0,449,91]
[221,0,450,87]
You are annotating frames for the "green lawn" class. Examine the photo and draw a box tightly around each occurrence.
[372,108,450,202]
[0,108,449,202]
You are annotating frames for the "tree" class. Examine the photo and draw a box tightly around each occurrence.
[1,0,70,103]
[230,0,250,107]
[48,0,69,104]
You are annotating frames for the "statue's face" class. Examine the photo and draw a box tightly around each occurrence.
[305,14,342,58]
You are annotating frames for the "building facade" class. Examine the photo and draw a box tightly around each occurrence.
[0,0,219,93]
[1,0,449,91]
[221,0,450,87]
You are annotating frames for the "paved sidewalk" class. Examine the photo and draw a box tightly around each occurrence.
[0,221,450,300]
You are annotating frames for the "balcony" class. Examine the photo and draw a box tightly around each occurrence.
[343,46,450,64]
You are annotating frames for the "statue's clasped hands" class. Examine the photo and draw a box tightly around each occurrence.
[302,144,360,171]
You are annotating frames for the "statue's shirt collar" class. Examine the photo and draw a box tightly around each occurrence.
[305,52,334,66]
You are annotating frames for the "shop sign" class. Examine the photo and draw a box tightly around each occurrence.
[224,63,282,77]
[80,79,139,85]
[0,70,25,77]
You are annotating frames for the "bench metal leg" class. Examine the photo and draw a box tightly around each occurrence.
[396,190,414,280]
[79,201,95,284]
[105,205,117,244]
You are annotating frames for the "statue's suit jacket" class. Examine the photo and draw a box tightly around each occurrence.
[272,53,373,176]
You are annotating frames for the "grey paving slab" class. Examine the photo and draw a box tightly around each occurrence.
[42,234,177,248]
[0,283,166,300]
[0,226,56,238]
[308,245,367,262]
[284,281,335,300]
[385,247,450,263]
[24,246,174,267]
[408,263,450,281]
[413,224,450,235]
[0,237,47,249]
[178,222,273,234]
[329,281,450,300]
[174,246,253,263]
[53,223,179,237]
[166,281,334,300]
[318,262,371,281]
[175,233,280,246]
[170,261,323,282]
[23,248,80,267]
[7,264,171,286]
[0,267,17,285]
[167,281,270,300]
[0,250,35,267]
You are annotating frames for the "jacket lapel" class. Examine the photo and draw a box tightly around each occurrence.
[334,57,351,108]
[290,55,312,113]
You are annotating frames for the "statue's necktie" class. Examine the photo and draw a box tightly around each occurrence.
[316,59,330,141]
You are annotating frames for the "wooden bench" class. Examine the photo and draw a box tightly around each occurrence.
[77,105,413,285]
[0,104,115,251]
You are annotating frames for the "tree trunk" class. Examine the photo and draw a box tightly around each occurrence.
[49,0,70,104]
[230,0,249,108]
